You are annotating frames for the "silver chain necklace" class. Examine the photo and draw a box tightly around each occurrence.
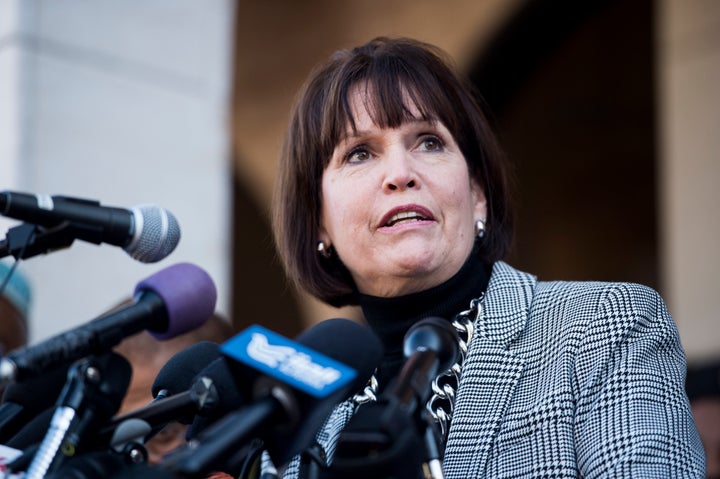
[352,294,484,443]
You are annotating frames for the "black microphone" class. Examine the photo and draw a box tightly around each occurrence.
[0,262,217,385]
[99,341,224,445]
[183,355,253,439]
[52,356,231,479]
[159,318,383,478]
[0,190,180,263]
[325,317,460,479]
[151,341,223,400]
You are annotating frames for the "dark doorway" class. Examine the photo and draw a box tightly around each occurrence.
[231,171,303,338]
[469,0,658,288]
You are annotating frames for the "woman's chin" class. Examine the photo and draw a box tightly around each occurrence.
[384,252,456,287]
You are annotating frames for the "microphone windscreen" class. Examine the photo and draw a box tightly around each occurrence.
[134,263,217,340]
[296,318,383,394]
[191,357,246,416]
[92,352,134,419]
[151,341,221,397]
[258,318,383,466]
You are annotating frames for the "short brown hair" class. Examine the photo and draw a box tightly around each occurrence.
[273,37,513,307]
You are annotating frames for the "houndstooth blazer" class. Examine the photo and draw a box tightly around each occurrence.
[282,261,705,478]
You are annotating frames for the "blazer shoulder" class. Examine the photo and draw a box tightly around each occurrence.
[534,279,663,310]
[531,280,672,335]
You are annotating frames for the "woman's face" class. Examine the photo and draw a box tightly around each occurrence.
[319,87,486,297]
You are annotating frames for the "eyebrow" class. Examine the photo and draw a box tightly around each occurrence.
[340,118,438,142]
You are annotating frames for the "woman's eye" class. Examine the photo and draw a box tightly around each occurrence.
[419,135,444,152]
[346,147,371,163]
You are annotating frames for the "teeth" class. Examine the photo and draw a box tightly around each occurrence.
[386,211,427,226]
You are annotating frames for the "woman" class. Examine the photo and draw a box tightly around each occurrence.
[272,37,704,478]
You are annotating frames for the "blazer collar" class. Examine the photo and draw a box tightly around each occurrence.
[442,261,536,478]
[479,261,536,347]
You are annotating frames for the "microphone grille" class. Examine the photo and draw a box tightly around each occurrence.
[126,205,181,263]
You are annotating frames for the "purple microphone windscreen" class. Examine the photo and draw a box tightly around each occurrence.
[151,341,221,397]
[134,262,217,340]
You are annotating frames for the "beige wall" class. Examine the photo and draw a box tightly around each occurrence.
[658,0,720,361]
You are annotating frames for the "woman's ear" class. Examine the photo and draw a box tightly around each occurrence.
[471,181,487,220]
[317,223,331,248]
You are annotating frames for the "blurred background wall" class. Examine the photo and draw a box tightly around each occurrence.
[0,0,234,340]
[0,0,718,363]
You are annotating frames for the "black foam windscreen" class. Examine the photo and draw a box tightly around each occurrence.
[151,341,222,397]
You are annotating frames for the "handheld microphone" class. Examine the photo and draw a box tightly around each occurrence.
[0,262,217,385]
[325,317,460,479]
[0,190,180,263]
[160,318,383,478]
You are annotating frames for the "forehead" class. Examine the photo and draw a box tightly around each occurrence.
[341,84,429,137]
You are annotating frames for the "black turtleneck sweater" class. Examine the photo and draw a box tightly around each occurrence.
[357,250,491,392]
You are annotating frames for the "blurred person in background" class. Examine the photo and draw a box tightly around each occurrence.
[0,261,30,357]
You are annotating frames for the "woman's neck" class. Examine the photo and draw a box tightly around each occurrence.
[357,249,490,388]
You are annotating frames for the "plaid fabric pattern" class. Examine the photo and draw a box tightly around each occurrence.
[280,261,705,478]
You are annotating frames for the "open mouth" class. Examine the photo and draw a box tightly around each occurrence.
[384,210,431,227]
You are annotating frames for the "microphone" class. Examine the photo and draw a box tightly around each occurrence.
[99,341,225,444]
[0,262,217,385]
[151,341,223,399]
[325,317,460,479]
[183,355,252,438]
[53,343,229,479]
[160,318,383,478]
[0,190,180,263]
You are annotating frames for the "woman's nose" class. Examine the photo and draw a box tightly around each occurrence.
[383,151,417,191]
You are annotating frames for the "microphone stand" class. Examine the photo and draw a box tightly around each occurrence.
[24,353,126,479]
[0,222,75,260]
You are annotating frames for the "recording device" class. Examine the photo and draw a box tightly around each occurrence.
[0,190,180,263]
[158,318,384,478]
[323,316,460,479]
[0,262,216,385]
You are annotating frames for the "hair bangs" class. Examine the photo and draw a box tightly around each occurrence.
[320,61,449,164]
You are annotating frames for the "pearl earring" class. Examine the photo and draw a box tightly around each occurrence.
[317,241,331,258]
[475,219,486,239]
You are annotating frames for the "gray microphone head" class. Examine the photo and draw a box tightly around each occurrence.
[125,205,181,263]
[110,418,153,450]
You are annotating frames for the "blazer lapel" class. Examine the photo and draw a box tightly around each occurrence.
[443,262,535,479]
